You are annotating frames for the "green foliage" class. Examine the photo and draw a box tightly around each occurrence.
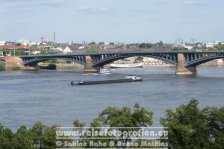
[138,41,170,50]
[208,43,224,50]
[90,103,153,127]
[0,124,15,149]
[202,107,224,148]
[13,126,32,149]
[39,64,56,70]
[16,43,21,46]
[15,50,28,56]
[47,59,57,64]
[10,66,21,71]
[161,99,224,149]
[0,122,58,149]
[0,101,223,148]
[193,43,206,50]
[73,120,85,127]
[89,41,96,45]
[98,42,105,45]
[86,48,99,53]
[0,61,5,71]
[139,43,152,49]
[135,56,143,63]
[156,41,163,46]
[30,122,58,149]
[39,51,58,55]
[74,103,153,148]
[2,49,11,55]
[172,47,188,51]
[1,49,28,56]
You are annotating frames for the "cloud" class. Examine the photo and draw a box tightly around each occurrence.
[74,6,111,15]
[35,0,67,7]
[0,1,32,15]
[2,0,67,8]
[183,0,201,5]
[156,0,173,5]
[130,8,146,13]
[0,0,67,15]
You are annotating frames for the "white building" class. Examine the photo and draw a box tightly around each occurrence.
[56,47,63,52]
[78,46,85,50]
[206,42,218,48]
[63,46,72,54]
[19,40,30,46]
[184,45,193,50]
[0,41,6,46]
[205,41,224,48]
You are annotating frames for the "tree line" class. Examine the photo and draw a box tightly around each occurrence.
[0,99,223,149]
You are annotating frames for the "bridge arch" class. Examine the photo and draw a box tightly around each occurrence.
[21,56,85,66]
[92,54,177,67]
[186,55,224,67]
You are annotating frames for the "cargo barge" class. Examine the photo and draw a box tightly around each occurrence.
[71,75,142,85]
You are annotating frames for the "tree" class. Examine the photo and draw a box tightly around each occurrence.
[139,43,152,49]
[73,120,85,127]
[161,99,224,149]
[29,122,57,149]
[16,43,21,46]
[90,103,153,127]
[0,124,15,149]
[13,126,32,149]
[156,41,163,46]
[74,103,153,148]
[89,41,96,45]
[202,107,224,148]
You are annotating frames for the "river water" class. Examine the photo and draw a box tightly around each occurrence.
[0,66,223,130]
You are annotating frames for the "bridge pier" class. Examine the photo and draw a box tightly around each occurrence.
[83,56,101,73]
[3,56,24,70]
[3,56,36,70]
[176,53,197,75]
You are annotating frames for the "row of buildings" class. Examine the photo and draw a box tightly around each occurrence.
[0,40,124,55]
[1,39,224,56]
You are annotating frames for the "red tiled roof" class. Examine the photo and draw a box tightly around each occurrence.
[0,45,29,49]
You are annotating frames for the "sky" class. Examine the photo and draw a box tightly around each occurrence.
[0,0,224,43]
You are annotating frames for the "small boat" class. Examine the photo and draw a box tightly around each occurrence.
[110,63,143,68]
[98,68,111,75]
[71,75,142,85]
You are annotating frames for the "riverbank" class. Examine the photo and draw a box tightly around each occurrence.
[1,60,223,71]
[143,60,224,67]
[38,62,83,70]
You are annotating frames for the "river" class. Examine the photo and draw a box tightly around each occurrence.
[0,66,223,130]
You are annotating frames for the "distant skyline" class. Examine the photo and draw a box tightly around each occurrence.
[0,0,224,43]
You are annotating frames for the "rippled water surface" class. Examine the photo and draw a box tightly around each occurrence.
[0,66,224,130]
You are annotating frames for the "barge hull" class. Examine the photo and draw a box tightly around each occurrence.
[72,78,142,85]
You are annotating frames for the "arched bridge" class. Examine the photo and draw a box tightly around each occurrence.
[19,50,224,75]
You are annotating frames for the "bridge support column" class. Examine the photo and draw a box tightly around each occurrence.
[176,53,197,75]
[3,56,24,70]
[83,56,100,73]
[3,56,35,70]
